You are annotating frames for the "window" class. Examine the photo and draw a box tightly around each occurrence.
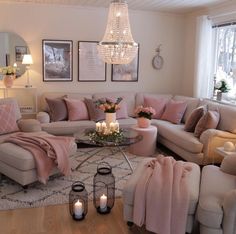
[213,23,236,101]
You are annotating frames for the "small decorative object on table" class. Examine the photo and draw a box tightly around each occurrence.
[95,97,123,126]
[93,162,115,214]
[69,181,88,221]
[0,65,18,88]
[214,79,230,101]
[135,105,156,128]
[223,141,235,152]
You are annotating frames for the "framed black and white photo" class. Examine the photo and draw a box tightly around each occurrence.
[42,40,73,82]
[15,46,27,62]
[78,41,106,82]
[111,45,139,82]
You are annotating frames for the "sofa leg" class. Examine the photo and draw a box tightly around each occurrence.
[22,185,28,193]
[127,221,134,227]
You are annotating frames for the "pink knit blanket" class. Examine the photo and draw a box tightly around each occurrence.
[133,155,192,234]
[5,132,74,184]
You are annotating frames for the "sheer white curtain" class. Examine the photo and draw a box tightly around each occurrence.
[193,15,213,98]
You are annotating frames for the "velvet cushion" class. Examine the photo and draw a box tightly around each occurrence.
[184,106,207,132]
[144,96,167,119]
[84,98,105,121]
[221,155,236,175]
[0,104,19,135]
[45,97,68,122]
[161,100,187,124]
[194,110,220,138]
[64,98,89,121]
[116,100,129,119]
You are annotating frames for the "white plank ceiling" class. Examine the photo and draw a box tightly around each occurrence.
[0,0,232,13]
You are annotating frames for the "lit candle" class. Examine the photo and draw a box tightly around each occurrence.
[115,121,119,132]
[110,122,115,131]
[74,199,83,219]
[100,194,107,211]
[96,122,101,132]
[101,121,106,131]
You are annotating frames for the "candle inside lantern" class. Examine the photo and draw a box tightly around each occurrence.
[100,194,107,211]
[74,199,83,219]
[96,122,101,132]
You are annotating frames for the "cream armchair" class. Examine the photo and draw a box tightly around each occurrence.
[197,162,236,234]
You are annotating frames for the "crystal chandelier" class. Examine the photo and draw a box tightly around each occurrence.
[97,0,138,64]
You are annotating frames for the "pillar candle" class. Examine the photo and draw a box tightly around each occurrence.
[100,194,107,211]
[74,199,83,219]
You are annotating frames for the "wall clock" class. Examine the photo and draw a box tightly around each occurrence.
[152,44,164,70]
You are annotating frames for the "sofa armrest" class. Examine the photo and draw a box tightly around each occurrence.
[17,119,42,132]
[36,111,50,124]
[200,129,236,164]
[222,190,236,234]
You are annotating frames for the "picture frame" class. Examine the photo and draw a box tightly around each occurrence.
[42,39,73,82]
[15,46,27,62]
[78,41,106,82]
[111,45,140,82]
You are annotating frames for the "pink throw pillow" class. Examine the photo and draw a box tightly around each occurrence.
[116,100,129,119]
[161,100,187,124]
[144,96,167,119]
[0,104,19,135]
[64,98,89,121]
[194,110,220,138]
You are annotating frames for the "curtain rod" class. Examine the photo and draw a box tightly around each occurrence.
[212,21,236,28]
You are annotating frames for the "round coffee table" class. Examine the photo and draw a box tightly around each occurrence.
[74,128,142,173]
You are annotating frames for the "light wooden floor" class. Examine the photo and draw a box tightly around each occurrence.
[0,198,152,234]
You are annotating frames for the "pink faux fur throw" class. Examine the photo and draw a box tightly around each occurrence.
[133,155,192,234]
[5,132,74,184]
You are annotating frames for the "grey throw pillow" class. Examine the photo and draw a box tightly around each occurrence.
[84,98,105,121]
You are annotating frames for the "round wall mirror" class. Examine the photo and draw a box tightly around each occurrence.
[0,32,29,79]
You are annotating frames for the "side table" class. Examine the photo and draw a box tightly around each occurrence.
[215,147,236,158]
[129,125,157,156]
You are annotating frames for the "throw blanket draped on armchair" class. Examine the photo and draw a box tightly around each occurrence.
[133,155,192,234]
[5,132,74,184]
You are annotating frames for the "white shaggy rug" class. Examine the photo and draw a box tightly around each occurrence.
[0,147,159,211]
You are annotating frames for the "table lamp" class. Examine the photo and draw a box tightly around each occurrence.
[22,54,33,88]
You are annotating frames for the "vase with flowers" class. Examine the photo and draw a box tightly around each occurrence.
[95,97,123,126]
[135,106,156,128]
[214,79,230,101]
[0,65,18,88]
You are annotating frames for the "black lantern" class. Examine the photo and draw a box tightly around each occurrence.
[93,162,115,214]
[69,181,88,221]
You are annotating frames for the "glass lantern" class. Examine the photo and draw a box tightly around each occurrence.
[69,181,88,221]
[93,162,115,214]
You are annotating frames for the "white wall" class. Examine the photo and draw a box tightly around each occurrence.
[0,2,186,96]
[182,2,236,96]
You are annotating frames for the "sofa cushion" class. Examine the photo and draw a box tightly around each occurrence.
[161,100,187,124]
[46,97,68,122]
[18,119,42,132]
[184,106,206,132]
[93,92,136,117]
[84,98,105,121]
[194,111,220,138]
[0,97,21,120]
[173,96,200,123]
[116,101,129,119]
[220,155,236,176]
[41,120,95,136]
[0,104,19,135]
[144,96,167,119]
[64,98,89,121]
[197,165,236,229]
[154,120,203,153]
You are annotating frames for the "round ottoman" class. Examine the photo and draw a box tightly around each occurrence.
[129,125,157,156]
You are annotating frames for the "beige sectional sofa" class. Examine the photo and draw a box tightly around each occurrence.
[37,92,236,165]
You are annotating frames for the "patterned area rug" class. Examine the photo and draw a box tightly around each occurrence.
[0,147,166,211]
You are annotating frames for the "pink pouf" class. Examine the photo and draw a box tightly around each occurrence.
[129,125,157,156]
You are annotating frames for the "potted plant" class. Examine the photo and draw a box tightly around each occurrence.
[95,97,123,126]
[134,106,156,128]
[0,65,18,88]
[214,79,230,101]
